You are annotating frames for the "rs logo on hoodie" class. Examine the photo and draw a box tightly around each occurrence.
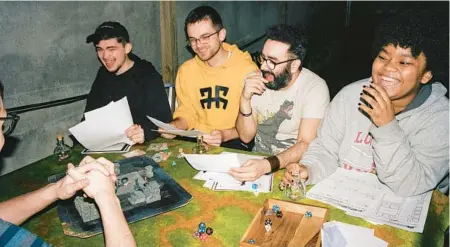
[199,86,229,109]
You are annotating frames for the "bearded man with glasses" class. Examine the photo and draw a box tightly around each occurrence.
[229,24,330,182]
[158,5,258,151]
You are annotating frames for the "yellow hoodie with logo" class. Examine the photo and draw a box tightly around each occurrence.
[173,43,258,133]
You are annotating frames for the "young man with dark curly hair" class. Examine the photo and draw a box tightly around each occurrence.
[282,11,449,197]
[228,24,330,182]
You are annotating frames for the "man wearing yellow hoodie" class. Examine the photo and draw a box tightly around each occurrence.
[159,5,258,150]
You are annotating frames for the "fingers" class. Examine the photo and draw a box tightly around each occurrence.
[129,133,144,144]
[95,157,117,182]
[125,124,139,134]
[158,128,176,139]
[202,133,222,146]
[298,165,309,181]
[246,70,262,78]
[160,132,176,139]
[67,165,85,181]
[228,161,259,182]
[78,156,96,167]
[361,86,383,109]
[65,178,90,196]
[243,72,268,99]
[369,83,390,103]
[228,170,257,182]
[126,125,144,143]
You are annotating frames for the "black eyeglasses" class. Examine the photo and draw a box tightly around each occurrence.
[187,29,221,47]
[257,55,297,70]
[0,113,20,136]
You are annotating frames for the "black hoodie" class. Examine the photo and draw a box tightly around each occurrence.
[84,53,173,141]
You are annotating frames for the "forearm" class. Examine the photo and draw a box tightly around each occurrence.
[0,183,58,225]
[371,120,448,196]
[96,194,136,247]
[278,140,310,169]
[220,128,239,142]
[236,97,257,143]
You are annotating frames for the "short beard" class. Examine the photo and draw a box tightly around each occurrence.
[198,43,221,62]
[262,65,292,91]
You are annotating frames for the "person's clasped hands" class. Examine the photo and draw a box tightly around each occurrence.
[54,156,118,201]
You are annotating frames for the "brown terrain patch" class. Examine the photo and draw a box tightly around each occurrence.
[158,179,260,246]
[374,227,405,246]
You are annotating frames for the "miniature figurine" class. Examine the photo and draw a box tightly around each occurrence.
[198,222,206,233]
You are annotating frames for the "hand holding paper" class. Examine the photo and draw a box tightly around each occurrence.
[69,97,134,151]
[147,116,203,138]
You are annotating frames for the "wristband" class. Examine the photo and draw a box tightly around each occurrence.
[265,155,280,174]
[239,109,252,117]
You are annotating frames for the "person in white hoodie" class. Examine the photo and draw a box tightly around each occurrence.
[282,10,449,197]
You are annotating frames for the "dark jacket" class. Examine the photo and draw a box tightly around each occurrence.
[84,53,173,141]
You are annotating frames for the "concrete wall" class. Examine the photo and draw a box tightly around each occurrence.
[0,1,336,175]
[0,2,161,175]
[175,1,282,66]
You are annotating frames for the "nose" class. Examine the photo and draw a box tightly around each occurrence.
[383,59,397,72]
[260,59,269,71]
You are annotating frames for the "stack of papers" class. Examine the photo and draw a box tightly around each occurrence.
[321,221,388,247]
[307,168,432,233]
[69,97,134,151]
[187,152,273,193]
[147,116,202,138]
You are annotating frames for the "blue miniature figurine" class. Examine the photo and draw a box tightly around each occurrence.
[198,222,206,233]
[272,205,280,213]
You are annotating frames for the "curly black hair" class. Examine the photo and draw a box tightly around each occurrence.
[265,24,308,62]
[184,6,223,38]
[371,10,448,82]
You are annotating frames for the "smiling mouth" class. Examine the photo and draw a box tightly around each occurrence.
[104,60,115,67]
[379,75,400,86]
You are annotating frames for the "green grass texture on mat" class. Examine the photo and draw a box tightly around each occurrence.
[212,205,254,246]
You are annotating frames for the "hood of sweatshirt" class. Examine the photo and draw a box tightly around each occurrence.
[397,82,448,120]
[193,42,254,70]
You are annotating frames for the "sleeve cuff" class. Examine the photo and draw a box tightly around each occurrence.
[369,119,401,140]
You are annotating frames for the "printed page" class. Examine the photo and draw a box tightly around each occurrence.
[307,168,432,233]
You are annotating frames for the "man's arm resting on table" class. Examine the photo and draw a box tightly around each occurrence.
[278,118,322,169]
[96,193,136,247]
[236,97,257,143]
[0,183,60,225]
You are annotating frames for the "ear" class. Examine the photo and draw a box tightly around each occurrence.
[290,59,302,73]
[125,43,132,54]
[420,70,433,84]
[219,28,226,42]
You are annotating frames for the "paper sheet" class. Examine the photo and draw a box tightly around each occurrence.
[194,170,273,193]
[307,168,432,233]
[69,97,134,150]
[184,153,241,172]
[184,152,265,173]
[322,221,388,247]
[191,152,272,193]
[147,116,202,137]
